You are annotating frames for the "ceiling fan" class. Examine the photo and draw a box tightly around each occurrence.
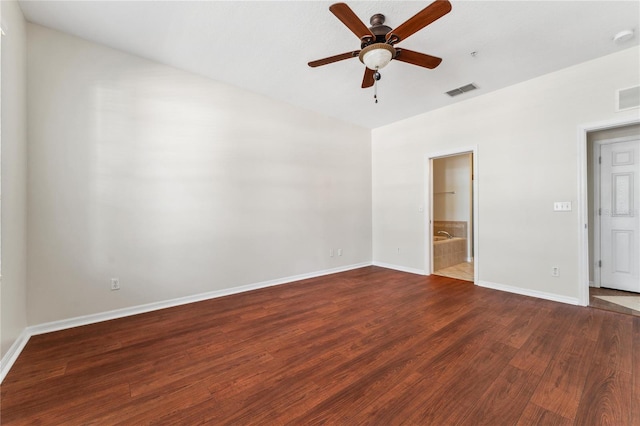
[308,1,452,89]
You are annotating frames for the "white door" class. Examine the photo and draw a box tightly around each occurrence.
[600,139,640,292]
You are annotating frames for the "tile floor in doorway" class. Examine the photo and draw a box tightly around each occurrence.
[434,261,474,282]
[590,286,640,316]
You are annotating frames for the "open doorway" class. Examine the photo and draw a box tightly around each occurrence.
[586,123,640,315]
[430,152,474,282]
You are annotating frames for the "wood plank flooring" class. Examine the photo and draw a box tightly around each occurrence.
[1,266,638,425]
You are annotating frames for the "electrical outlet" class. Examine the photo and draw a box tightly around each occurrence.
[553,202,572,211]
[337,248,342,256]
[551,267,560,277]
[111,278,120,291]
[329,249,334,257]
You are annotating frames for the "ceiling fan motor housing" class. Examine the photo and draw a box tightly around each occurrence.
[358,12,396,70]
[362,13,393,47]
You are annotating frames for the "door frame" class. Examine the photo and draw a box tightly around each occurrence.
[578,116,640,306]
[592,135,640,289]
[424,145,479,283]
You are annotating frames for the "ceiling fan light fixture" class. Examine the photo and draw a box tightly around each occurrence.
[359,43,396,70]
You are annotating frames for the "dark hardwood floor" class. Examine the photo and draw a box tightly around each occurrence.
[2,266,638,425]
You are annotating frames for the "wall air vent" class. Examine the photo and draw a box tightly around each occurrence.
[446,83,478,97]
[616,85,640,112]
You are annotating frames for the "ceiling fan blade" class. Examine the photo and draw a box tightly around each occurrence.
[386,0,452,44]
[361,67,375,88]
[308,51,360,68]
[395,49,442,69]
[330,3,375,41]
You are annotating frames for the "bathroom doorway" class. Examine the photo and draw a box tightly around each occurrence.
[430,151,475,282]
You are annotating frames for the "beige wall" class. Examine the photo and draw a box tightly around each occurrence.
[372,47,640,301]
[1,0,28,358]
[26,24,372,325]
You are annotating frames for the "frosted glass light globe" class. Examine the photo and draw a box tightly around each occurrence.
[359,43,396,70]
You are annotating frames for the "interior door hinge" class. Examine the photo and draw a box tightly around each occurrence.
[598,260,602,268]
[598,208,602,216]
[599,156,602,164]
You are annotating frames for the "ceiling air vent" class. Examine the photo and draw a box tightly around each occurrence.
[616,85,640,112]
[446,83,478,97]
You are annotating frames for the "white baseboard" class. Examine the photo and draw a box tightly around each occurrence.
[1,261,372,383]
[372,261,426,276]
[0,329,31,383]
[477,280,580,306]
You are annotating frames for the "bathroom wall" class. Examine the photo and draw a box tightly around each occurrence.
[433,154,472,222]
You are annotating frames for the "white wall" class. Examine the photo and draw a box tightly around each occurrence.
[373,46,640,301]
[1,0,28,358]
[27,24,372,325]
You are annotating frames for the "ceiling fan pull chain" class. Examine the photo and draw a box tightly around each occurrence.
[374,79,378,104]
[374,69,380,104]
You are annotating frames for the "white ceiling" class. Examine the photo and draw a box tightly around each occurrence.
[16,1,640,129]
